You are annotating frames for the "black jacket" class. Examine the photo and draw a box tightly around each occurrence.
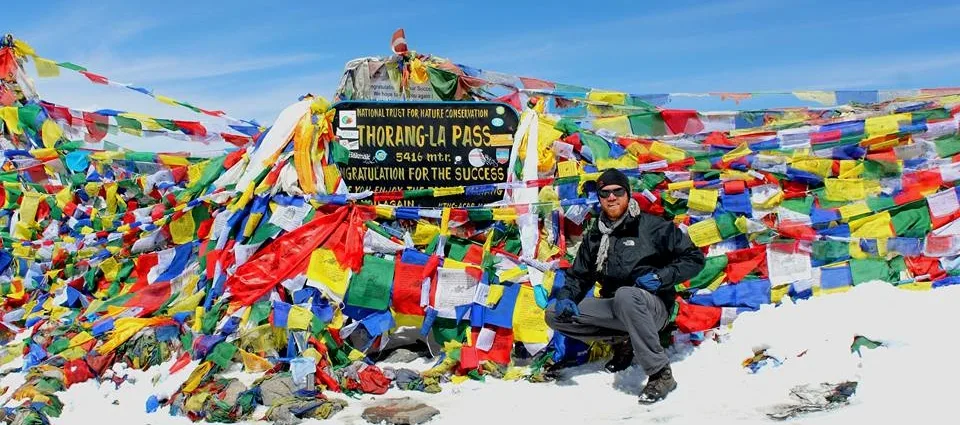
[557,211,706,312]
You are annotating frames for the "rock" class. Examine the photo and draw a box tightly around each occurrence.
[382,348,420,364]
[362,397,439,425]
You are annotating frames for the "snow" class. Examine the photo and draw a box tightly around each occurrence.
[4,281,958,424]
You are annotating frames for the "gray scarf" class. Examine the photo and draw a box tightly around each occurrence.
[595,198,642,272]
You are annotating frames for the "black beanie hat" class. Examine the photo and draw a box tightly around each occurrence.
[597,168,630,195]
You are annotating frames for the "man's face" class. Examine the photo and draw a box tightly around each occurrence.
[599,184,629,220]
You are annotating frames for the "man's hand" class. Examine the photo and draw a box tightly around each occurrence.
[554,299,580,322]
[635,272,661,292]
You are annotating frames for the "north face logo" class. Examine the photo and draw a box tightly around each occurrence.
[622,240,635,246]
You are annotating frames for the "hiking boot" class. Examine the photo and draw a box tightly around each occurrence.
[638,365,677,404]
[604,339,634,373]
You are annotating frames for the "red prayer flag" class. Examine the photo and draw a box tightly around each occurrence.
[82,112,108,141]
[221,133,251,147]
[661,109,704,135]
[392,260,426,316]
[79,70,109,85]
[226,207,348,306]
[173,120,207,137]
[124,281,172,317]
[675,299,721,333]
[0,48,15,78]
[391,29,408,54]
[518,77,556,90]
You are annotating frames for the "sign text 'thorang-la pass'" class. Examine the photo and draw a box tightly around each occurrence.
[333,101,519,207]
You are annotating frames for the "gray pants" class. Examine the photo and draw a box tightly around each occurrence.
[545,286,669,375]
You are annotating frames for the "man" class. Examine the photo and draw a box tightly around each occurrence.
[545,168,705,404]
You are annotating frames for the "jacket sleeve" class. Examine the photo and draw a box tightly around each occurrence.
[653,219,706,288]
[558,235,598,302]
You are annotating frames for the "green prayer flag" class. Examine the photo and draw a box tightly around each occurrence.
[432,317,468,345]
[403,189,432,199]
[57,62,86,71]
[248,301,271,326]
[891,203,932,238]
[426,67,458,101]
[114,115,143,135]
[153,119,180,132]
[850,258,896,284]
[812,240,850,264]
[330,140,350,165]
[467,209,494,222]
[688,255,728,291]
[628,113,667,136]
[781,196,813,215]
[446,237,472,261]
[934,134,960,158]
[866,196,896,212]
[580,132,611,161]
[207,342,238,369]
[345,255,394,310]
[863,160,901,179]
[715,213,740,239]
[175,101,203,113]
[18,104,43,131]
[553,118,580,135]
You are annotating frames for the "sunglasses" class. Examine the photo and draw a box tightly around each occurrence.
[598,187,627,198]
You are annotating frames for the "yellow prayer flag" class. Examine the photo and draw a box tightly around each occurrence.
[158,154,190,167]
[375,205,395,220]
[306,248,348,300]
[156,95,179,106]
[40,119,63,148]
[770,284,791,304]
[239,350,273,373]
[486,284,504,305]
[287,305,313,330]
[650,142,686,162]
[322,164,341,194]
[849,211,894,238]
[170,212,196,245]
[512,285,550,343]
[824,178,866,201]
[19,192,42,224]
[687,188,718,212]
[0,107,21,135]
[413,221,440,245]
[499,266,527,283]
[434,186,465,197]
[587,90,627,105]
[791,159,834,179]
[182,362,213,393]
[593,115,631,135]
[838,161,862,178]
[537,119,563,174]
[865,113,910,137]
[687,219,723,247]
[557,161,579,178]
[666,180,694,191]
[100,257,119,282]
[188,164,204,186]
[440,208,452,236]
[492,207,518,222]
[721,142,752,163]
[105,182,118,215]
[168,290,206,315]
[838,202,872,220]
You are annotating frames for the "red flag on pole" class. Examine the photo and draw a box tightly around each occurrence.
[391,29,408,55]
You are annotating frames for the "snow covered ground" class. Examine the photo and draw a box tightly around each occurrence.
[3,280,957,424]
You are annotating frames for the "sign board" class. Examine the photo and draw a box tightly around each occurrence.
[333,101,519,207]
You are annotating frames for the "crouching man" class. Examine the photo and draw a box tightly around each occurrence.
[546,168,705,404]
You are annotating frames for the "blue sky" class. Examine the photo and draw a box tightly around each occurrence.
[7,0,960,152]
